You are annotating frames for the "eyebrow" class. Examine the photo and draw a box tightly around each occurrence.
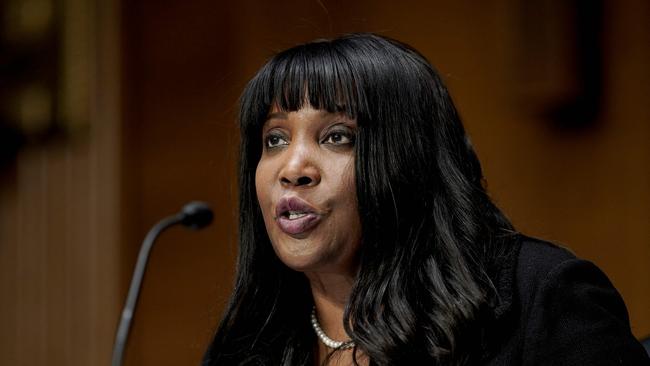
[265,112,288,121]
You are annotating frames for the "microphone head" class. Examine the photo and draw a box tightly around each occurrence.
[180,201,214,230]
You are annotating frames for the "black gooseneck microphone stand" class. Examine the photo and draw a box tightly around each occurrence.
[111,201,214,366]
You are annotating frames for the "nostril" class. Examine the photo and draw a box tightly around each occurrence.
[296,176,312,186]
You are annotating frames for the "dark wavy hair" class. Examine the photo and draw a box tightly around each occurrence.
[203,33,517,365]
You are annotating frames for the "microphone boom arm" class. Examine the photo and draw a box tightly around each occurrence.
[111,201,213,366]
[111,214,181,366]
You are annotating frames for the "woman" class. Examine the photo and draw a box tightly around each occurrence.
[203,33,649,365]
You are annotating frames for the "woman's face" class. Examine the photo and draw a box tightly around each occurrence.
[255,104,362,276]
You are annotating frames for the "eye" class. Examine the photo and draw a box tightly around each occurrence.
[265,133,289,148]
[322,130,355,145]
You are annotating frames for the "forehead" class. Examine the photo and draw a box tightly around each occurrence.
[264,104,354,125]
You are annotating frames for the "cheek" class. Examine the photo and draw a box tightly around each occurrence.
[333,157,359,222]
[255,160,272,212]
[337,157,357,201]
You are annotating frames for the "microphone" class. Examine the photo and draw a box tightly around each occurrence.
[111,201,214,366]
[180,201,214,229]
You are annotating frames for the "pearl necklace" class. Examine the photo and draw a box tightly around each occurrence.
[310,306,355,350]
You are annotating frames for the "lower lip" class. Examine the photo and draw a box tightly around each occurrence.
[276,213,321,235]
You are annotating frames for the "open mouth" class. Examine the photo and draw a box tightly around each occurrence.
[277,211,321,235]
[283,210,309,220]
[275,196,322,235]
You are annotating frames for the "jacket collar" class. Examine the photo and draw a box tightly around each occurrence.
[490,233,522,321]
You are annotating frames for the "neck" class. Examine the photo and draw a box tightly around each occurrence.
[305,271,354,342]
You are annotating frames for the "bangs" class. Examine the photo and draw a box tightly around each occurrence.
[243,40,367,126]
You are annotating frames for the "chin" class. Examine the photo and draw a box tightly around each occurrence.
[271,237,331,272]
[273,245,318,272]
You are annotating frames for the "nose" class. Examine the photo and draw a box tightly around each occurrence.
[279,145,321,187]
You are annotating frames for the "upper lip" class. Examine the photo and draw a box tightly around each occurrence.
[275,196,319,218]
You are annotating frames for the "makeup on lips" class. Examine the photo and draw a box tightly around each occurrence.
[275,196,323,235]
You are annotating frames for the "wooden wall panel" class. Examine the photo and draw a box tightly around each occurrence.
[0,0,122,364]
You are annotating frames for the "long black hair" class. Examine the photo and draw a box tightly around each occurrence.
[203,33,517,365]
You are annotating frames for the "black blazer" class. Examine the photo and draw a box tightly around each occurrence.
[484,235,650,365]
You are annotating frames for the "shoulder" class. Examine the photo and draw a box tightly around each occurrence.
[513,234,629,333]
[514,235,584,297]
[502,234,650,365]
[514,235,631,323]
[491,234,581,319]
[516,234,576,270]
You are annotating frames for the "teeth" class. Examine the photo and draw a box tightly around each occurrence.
[287,211,307,220]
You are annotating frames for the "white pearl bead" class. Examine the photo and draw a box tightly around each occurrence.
[310,306,355,350]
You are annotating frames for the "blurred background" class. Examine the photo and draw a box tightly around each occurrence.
[0,0,648,364]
